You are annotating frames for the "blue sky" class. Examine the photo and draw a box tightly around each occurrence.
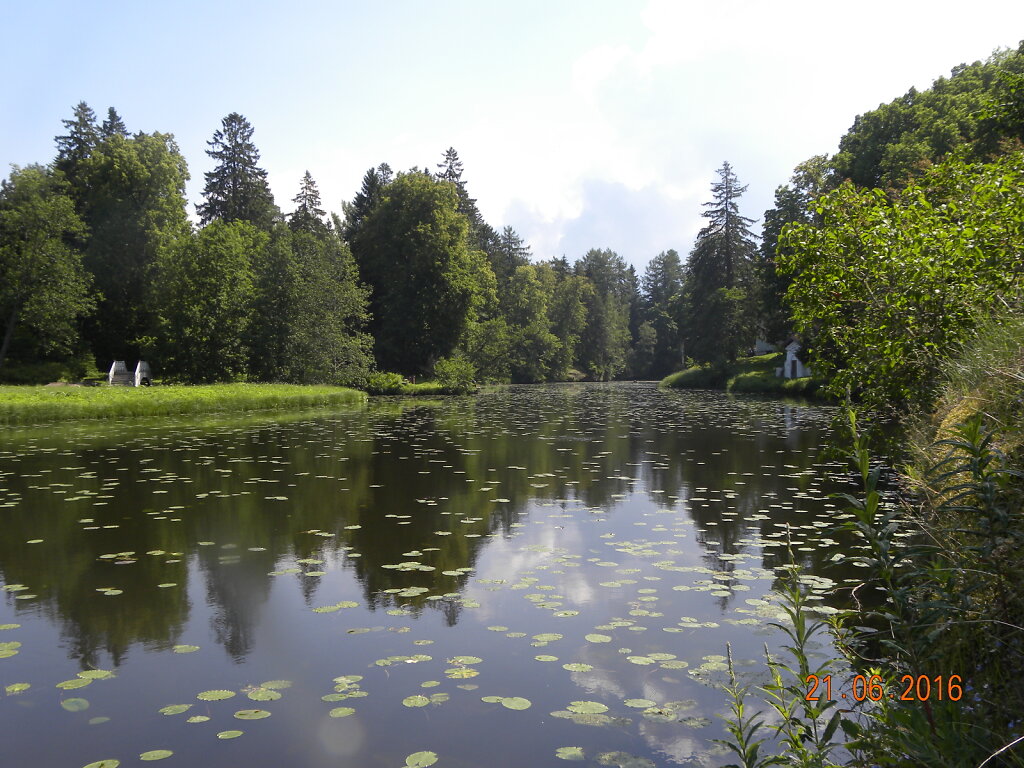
[3,1,1023,270]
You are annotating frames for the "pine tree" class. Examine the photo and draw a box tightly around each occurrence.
[289,171,327,234]
[641,249,683,377]
[341,163,392,243]
[100,107,128,138]
[680,162,759,366]
[198,113,278,229]
[54,102,99,192]
[490,226,531,288]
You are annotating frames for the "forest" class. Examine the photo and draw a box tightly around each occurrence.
[0,42,1022,412]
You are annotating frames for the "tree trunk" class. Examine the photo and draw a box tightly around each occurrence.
[0,304,18,371]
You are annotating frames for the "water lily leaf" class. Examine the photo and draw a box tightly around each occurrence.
[585,634,612,643]
[81,761,120,768]
[567,700,608,714]
[532,633,562,642]
[233,709,271,720]
[501,696,531,710]
[450,655,481,665]
[562,663,593,672]
[246,688,281,701]
[217,730,243,739]
[595,751,655,768]
[61,697,90,712]
[481,695,503,703]
[139,750,173,761]
[57,678,91,690]
[405,752,438,768]
[197,690,235,701]
[159,704,191,715]
[626,656,655,665]
[402,695,430,708]
[444,667,478,679]
[187,715,210,723]
[534,655,558,662]
[172,644,199,654]
[5,682,30,695]
[624,698,656,708]
[78,670,114,680]
[260,680,291,690]
[328,707,355,718]
[556,746,585,760]
[88,717,110,725]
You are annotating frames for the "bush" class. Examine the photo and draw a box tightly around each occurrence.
[364,371,407,395]
[433,355,477,394]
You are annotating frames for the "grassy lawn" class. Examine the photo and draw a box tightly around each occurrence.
[659,353,826,397]
[0,383,367,426]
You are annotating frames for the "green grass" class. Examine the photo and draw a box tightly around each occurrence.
[659,353,827,397]
[0,383,367,425]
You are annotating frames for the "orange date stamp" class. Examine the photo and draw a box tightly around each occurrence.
[805,674,963,702]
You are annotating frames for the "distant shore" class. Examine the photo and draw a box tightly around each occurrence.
[658,352,826,398]
[0,383,368,426]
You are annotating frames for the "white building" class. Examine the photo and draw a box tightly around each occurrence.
[776,341,811,379]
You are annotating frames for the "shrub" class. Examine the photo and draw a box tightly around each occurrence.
[364,371,407,395]
[433,356,477,394]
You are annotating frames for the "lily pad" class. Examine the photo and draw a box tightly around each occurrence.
[562,663,593,672]
[187,715,210,723]
[585,634,612,643]
[233,709,271,720]
[5,683,30,695]
[328,707,355,718]
[139,750,173,761]
[556,746,585,761]
[450,655,482,665]
[260,680,292,690]
[246,688,281,701]
[217,730,243,739]
[197,690,236,701]
[159,704,191,715]
[405,751,438,767]
[623,698,656,708]
[81,761,120,768]
[61,697,90,712]
[568,700,608,714]
[501,696,531,710]
[172,644,199,654]
[444,667,478,679]
[78,670,114,680]
[403,695,430,708]
[57,678,91,690]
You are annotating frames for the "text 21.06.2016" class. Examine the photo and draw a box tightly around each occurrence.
[805,674,963,702]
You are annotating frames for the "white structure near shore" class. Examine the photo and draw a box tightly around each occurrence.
[108,360,152,386]
[776,341,811,379]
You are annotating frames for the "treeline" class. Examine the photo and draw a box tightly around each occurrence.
[3,41,1022,394]
[0,108,698,386]
[762,41,1024,412]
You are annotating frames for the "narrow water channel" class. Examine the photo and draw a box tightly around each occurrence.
[0,383,861,767]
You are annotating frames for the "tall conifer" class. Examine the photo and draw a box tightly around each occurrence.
[198,113,277,229]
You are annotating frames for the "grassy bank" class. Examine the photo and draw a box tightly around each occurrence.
[658,352,827,397]
[0,383,367,426]
[719,317,1024,766]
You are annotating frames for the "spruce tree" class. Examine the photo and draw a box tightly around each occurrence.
[198,113,278,229]
[680,162,759,366]
[341,163,392,243]
[54,102,99,193]
[289,171,327,234]
[100,107,129,138]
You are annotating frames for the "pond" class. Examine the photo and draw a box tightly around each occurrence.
[0,383,863,768]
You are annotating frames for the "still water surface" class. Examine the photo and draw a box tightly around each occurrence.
[0,384,858,767]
